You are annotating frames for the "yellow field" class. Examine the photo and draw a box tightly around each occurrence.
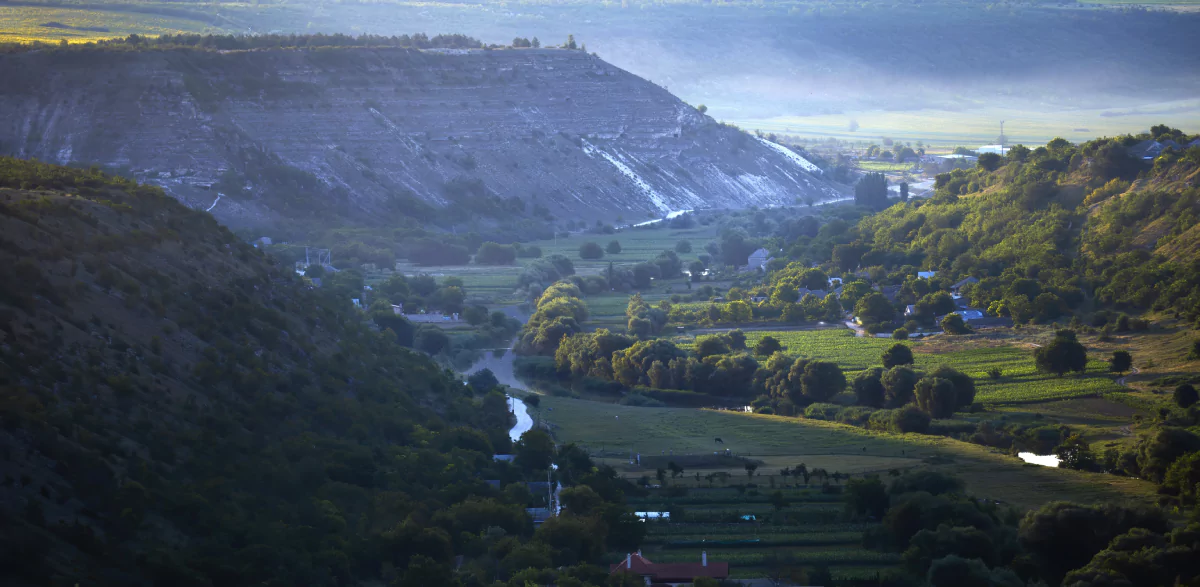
[0,6,214,44]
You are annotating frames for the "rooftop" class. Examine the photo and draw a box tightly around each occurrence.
[609,552,729,583]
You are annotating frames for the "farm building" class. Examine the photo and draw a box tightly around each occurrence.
[610,552,729,586]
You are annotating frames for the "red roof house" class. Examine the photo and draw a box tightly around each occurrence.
[609,551,729,586]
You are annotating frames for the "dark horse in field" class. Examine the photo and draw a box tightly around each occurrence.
[714,437,724,444]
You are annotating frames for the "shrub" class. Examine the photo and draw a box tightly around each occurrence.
[579,242,604,259]
[475,242,517,265]
[868,409,895,431]
[803,403,842,420]
[940,313,971,335]
[606,240,622,254]
[987,367,1002,380]
[516,244,543,258]
[1110,350,1132,374]
[1176,384,1199,409]
[620,392,665,407]
[836,406,876,426]
[882,343,914,368]
[891,405,931,434]
[915,377,957,419]
[892,327,909,340]
[755,336,784,356]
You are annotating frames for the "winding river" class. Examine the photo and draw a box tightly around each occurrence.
[458,341,533,442]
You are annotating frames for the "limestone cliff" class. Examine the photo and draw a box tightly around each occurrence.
[0,47,842,229]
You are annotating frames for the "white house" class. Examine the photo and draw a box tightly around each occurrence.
[958,310,985,321]
[745,248,772,272]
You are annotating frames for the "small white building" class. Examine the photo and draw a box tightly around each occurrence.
[746,248,771,272]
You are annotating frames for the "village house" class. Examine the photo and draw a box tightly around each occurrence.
[877,284,902,303]
[796,287,828,301]
[1127,139,1196,161]
[609,552,729,586]
[928,154,977,173]
[951,276,979,295]
[743,248,773,272]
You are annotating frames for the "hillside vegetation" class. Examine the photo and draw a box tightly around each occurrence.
[829,129,1200,326]
[0,159,638,586]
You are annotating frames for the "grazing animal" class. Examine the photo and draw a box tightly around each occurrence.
[714,437,724,444]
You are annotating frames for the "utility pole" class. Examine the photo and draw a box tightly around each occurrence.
[1000,120,1006,155]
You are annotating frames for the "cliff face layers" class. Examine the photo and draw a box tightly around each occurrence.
[0,47,841,229]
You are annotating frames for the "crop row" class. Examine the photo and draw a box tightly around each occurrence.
[629,491,843,505]
[650,531,864,548]
[648,547,901,566]
[729,565,902,580]
[643,522,872,536]
[663,509,845,524]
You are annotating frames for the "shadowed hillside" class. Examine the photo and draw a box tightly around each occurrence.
[0,159,640,586]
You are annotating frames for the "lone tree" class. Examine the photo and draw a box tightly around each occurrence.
[675,240,692,253]
[1176,384,1199,409]
[1034,330,1088,376]
[606,240,622,254]
[745,463,758,478]
[579,241,604,260]
[1110,350,1133,374]
[755,336,784,356]
[882,343,915,368]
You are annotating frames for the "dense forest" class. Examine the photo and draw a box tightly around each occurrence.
[0,160,643,586]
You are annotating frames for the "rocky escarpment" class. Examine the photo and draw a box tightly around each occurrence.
[0,47,842,229]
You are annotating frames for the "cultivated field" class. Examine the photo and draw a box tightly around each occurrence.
[855,161,914,172]
[725,329,1128,404]
[533,394,1156,510]
[0,5,213,44]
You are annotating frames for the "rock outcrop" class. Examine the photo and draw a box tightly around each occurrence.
[0,47,842,229]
